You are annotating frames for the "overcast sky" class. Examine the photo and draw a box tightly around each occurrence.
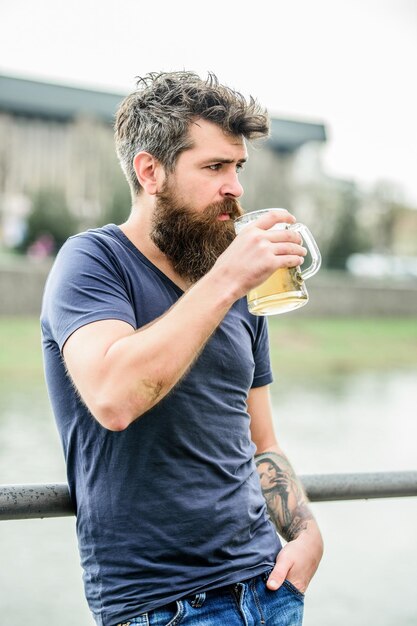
[1,0,416,204]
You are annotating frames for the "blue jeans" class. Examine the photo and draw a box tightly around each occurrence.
[124,571,304,625]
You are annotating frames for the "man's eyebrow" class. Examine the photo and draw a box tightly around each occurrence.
[204,157,248,164]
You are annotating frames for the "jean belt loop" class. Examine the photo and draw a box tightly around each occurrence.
[233,581,246,602]
[190,591,206,608]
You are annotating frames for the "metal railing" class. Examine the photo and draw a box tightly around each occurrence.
[1,471,416,521]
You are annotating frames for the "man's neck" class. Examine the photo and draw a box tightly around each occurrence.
[119,203,192,292]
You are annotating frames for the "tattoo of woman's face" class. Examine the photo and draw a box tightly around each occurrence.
[256,458,289,493]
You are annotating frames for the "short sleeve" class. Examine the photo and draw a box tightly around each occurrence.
[251,316,273,388]
[41,233,137,350]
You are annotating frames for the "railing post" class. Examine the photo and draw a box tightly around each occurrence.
[1,472,417,521]
[0,483,74,520]
[301,471,417,502]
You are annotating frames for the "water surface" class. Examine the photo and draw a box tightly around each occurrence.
[1,370,416,625]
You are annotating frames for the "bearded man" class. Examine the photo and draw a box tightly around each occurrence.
[41,71,323,626]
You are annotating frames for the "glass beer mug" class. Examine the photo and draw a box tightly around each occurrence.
[234,208,322,315]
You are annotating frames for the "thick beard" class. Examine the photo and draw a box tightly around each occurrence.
[150,184,244,283]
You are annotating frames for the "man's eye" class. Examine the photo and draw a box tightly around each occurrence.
[208,164,222,171]
[236,163,245,172]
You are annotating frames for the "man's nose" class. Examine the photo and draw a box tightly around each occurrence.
[220,172,244,199]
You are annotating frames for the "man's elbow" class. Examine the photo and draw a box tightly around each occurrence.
[91,398,143,432]
[88,378,165,431]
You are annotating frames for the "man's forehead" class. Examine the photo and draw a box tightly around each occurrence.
[189,119,246,151]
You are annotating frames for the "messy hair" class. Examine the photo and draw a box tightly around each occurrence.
[114,70,270,196]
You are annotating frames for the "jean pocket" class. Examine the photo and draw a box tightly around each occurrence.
[147,600,185,626]
[262,567,275,582]
[283,579,305,599]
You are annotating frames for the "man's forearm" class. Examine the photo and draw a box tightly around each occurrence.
[91,269,238,429]
[255,449,316,542]
[255,447,323,592]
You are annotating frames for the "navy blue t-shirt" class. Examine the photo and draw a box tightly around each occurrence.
[41,224,281,626]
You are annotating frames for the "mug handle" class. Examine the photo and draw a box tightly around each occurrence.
[290,223,322,280]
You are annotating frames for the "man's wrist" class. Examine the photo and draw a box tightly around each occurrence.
[295,520,324,558]
[196,264,243,310]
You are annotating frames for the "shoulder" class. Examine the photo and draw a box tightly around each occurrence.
[60,224,122,257]
[48,224,128,278]
[41,225,137,345]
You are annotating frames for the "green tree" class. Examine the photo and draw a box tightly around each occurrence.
[323,184,369,270]
[19,187,78,255]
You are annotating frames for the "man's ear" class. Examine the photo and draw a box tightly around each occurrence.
[133,152,165,195]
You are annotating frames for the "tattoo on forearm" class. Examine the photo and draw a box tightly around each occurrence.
[255,451,313,541]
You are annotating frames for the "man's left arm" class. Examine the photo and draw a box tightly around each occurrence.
[248,385,324,593]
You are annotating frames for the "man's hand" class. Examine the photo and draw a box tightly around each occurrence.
[266,526,324,594]
[211,209,307,302]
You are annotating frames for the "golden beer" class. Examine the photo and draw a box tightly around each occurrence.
[247,266,308,315]
[234,208,321,316]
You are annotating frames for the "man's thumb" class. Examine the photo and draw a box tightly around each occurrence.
[266,552,292,591]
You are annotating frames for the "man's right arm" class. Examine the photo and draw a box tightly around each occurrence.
[62,210,306,431]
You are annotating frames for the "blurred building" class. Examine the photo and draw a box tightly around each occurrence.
[0,74,127,246]
[0,73,327,247]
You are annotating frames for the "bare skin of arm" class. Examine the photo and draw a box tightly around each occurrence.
[63,210,307,431]
[248,385,323,593]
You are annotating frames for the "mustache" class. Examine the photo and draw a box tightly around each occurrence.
[155,175,244,222]
[205,198,243,221]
